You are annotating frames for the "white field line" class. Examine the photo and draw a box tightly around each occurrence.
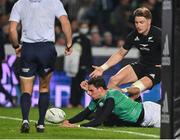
[86,127,159,138]
[0,115,57,125]
[0,115,159,138]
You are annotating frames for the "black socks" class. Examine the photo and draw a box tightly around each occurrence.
[38,92,49,125]
[20,93,31,121]
[20,92,50,125]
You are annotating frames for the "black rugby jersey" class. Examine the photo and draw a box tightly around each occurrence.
[123,26,161,66]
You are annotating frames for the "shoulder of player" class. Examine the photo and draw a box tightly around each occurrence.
[125,29,137,42]
[13,0,24,6]
[127,29,137,37]
[150,26,162,35]
[107,89,121,96]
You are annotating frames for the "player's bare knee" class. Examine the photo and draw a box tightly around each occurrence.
[128,87,141,95]
[39,84,49,92]
[21,88,33,94]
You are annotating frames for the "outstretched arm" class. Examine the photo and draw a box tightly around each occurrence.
[61,107,92,127]
[90,47,128,77]
[80,98,115,127]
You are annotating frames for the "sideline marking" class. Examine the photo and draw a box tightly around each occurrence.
[87,127,159,138]
[0,115,159,138]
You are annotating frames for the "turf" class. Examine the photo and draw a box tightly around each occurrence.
[0,107,160,139]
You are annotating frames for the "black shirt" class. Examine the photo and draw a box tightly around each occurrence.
[123,26,161,66]
[73,34,92,71]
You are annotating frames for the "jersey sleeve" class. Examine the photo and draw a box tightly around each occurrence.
[9,2,21,22]
[54,0,67,18]
[123,31,135,50]
[87,100,97,111]
[80,98,115,127]
[68,107,92,123]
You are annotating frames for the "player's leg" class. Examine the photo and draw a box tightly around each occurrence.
[0,63,16,106]
[141,101,161,127]
[126,66,161,100]
[0,83,16,106]
[108,64,138,89]
[20,76,35,122]
[127,76,153,100]
[19,43,37,133]
[69,69,86,107]
[20,77,35,133]
[36,42,57,132]
[37,72,52,132]
[69,74,80,107]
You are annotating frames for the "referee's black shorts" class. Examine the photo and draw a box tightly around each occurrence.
[19,42,57,78]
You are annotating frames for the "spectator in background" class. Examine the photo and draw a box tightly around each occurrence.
[55,33,66,46]
[116,37,125,48]
[71,18,79,35]
[0,0,6,14]
[110,0,133,39]
[67,21,92,108]
[90,25,102,47]
[140,0,161,27]
[102,31,116,47]
[0,13,16,107]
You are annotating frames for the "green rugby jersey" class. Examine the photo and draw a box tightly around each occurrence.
[88,89,143,123]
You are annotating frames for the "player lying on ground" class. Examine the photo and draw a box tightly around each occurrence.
[61,76,160,128]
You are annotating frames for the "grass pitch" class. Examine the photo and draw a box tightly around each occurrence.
[0,107,160,139]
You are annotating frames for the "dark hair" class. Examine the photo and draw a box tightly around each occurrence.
[133,7,152,19]
[88,76,107,90]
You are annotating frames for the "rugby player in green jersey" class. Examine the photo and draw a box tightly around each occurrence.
[62,76,160,128]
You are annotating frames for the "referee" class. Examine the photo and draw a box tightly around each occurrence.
[9,0,72,133]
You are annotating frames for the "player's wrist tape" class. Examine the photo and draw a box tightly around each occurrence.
[121,88,128,93]
[100,64,109,71]
[132,81,146,93]
[77,124,80,127]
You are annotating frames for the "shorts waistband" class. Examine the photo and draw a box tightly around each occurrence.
[22,42,54,45]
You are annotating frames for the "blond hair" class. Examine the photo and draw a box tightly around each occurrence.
[133,7,152,19]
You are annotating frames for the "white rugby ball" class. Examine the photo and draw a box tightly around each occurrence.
[45,108,66,123]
